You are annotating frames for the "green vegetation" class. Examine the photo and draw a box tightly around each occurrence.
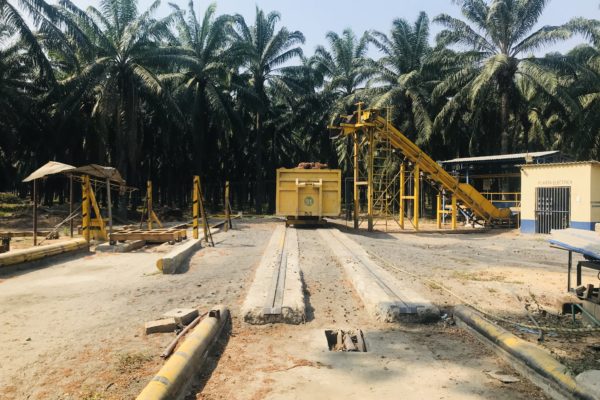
[1,0,599,211]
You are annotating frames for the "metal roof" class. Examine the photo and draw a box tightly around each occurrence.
[520,160,600,168]
[440,150,560,165]
[22,161,125,185]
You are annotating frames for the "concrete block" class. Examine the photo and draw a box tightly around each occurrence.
[576,370,600,397]
[162,308,199,325]
[582,299,600,322]
[145,318,177,334]
[156,238,202,274]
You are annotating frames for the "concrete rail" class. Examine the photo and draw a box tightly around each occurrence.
[454,305,599,400]
[241,225,305,324]
[0,238,88,268]
[136,305,230,400]
[319,228,439,322]
[156,239,202,274]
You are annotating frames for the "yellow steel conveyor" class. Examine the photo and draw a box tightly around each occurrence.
[337,108,512,224]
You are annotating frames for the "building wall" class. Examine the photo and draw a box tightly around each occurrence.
[520,163,598,233]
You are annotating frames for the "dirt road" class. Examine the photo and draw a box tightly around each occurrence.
[196,227,547,400]
[1,220,581,399]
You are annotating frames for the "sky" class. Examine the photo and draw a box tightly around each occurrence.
[67,0,599,56]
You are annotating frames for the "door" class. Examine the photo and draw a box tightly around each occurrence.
[535,187,570,234]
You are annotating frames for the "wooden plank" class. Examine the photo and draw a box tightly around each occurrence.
[0,239,88,268]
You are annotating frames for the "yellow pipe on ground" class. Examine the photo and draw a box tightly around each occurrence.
[136,305,230,400]
[0,238,88,268]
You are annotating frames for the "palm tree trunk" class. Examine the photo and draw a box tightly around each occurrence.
[500,92,510,154]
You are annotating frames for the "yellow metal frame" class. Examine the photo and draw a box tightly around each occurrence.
[335,107,512,231]
[146,181,162,230]
[436,194,457,230]
[192,176,213,246]
[81,174,107,242]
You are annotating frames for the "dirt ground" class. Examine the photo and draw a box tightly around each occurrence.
[0,218,596,399]
[336,221,600,377]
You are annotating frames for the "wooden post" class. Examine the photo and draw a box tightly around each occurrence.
[414,165,419,231]
[33,179,38,246]
[147,180,152,230]
[224,181,231,232]
[399,163,405,229]
[69,175,74,238]
[82,175,91,243]
[106,178,113,236]
[193,176,199,239]
[451,195,457,230]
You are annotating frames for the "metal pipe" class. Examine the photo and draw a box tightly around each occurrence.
[367,130,374,232]
[106,177,113,236]
[33,179,37,246]
[69,175,74,238]
[192,176,199,239]
[160,312,207,358]
[353,132,359,229]
[414,165,419,231]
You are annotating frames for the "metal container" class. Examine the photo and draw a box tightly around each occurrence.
[275,168,341,221]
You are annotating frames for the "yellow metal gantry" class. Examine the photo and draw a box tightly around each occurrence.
[81,174,107,242]
[334,107,512,232]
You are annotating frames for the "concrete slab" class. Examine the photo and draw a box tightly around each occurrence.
[145,318,177,334]
[318,228,439,322]
[95,240,146,253]
[576,370,600,396]
[242,225,305,324]
[162,308,199,325]
[156,238,202,274]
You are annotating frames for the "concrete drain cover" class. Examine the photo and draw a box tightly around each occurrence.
[325,329,367,352]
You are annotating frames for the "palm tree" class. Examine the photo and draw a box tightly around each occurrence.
[312,29,373,115]
[434,0,574,154]
[368,12,434,145]
[167,2,235,176]
[231,7,305,213]
[562,18,600,158]
[56,0,180,185]
[0,0,70,81]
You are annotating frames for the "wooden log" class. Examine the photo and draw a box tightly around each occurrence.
[0,239,88,268]
[109,232,180,243]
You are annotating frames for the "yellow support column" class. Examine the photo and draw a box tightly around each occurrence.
[399,163,405,229]
[436,194,441,229]
[224,181,231,232]
[414,165,419,231]
[193,176,199,239]
[198,177,209,243]
[353,132,359,230]
[451,195,457,230]
[82,175,91,243]
[147,180,153,230]
[367,130,374,232]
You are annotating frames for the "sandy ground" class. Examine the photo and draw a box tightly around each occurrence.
[336,223,600,376]
[0,218,594,399]
[0,220,274,400]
